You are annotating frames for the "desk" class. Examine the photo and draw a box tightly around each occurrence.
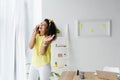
[58,71,107,80]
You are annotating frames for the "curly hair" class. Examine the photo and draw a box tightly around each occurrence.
[44,18,57,40]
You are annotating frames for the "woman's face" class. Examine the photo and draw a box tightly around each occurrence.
[39,21,48,36]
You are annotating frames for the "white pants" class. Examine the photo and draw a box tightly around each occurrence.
[28,64,51,80]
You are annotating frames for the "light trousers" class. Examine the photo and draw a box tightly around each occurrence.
[28,64,51,80]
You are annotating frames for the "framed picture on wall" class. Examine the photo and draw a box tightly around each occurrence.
[76,19,111,37]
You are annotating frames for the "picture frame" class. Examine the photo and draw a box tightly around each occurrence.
[76,19,111,37]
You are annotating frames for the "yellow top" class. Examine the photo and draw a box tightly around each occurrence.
[31,34,51,66]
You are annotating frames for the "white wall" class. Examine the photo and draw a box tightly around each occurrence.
[42,0,120,71]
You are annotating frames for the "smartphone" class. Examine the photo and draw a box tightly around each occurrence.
[36,26,40,33]
[37,26,39,31]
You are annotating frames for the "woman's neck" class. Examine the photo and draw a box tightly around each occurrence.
[39,33,44,36]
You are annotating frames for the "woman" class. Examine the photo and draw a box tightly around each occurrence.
[28,19,60,80]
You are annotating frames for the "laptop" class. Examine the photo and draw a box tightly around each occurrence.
[96,70,118,80]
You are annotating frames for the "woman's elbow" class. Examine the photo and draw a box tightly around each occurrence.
[29,46,33,49]
[40,52,45,55]
[29,44,34,49]
[40,51,46,55]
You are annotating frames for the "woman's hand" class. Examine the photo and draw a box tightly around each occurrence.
[33,24,40,35]
[44,35,55,45]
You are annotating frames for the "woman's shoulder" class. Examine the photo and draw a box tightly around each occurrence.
[36,33,39,37]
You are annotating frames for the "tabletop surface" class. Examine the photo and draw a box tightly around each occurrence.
[58,71,117,80]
